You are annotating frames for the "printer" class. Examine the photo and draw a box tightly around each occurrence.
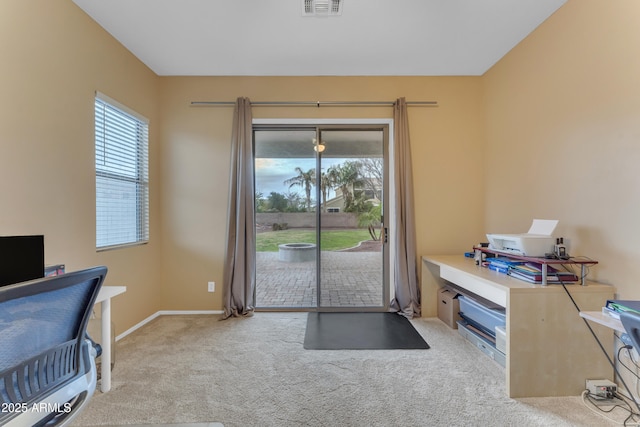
[486,219,558,257]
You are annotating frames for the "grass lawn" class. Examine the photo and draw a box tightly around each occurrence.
[256,229,372,252]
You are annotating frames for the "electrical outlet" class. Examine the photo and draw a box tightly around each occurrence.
[208,281,215,292]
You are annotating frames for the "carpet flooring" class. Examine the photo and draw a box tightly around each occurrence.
[97,424,223,427]
[304,312,429,349]
[72,313,631,426]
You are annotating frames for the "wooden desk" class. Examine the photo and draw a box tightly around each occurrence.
[95,286,126,393]
[422,255,614,398]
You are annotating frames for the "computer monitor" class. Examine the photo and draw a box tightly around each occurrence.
[0,235,45,287]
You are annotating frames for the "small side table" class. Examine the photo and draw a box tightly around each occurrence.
[95,286,126,393]
[579,310,625,333]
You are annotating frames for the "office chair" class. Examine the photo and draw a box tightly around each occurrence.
[0,266,107,426]
[620,310,640,354]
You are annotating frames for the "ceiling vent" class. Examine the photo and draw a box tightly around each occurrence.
[302,0,343,17]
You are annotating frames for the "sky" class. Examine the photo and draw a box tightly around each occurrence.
[255,157,348,202]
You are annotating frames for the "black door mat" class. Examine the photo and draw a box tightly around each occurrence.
[304,312,430,350]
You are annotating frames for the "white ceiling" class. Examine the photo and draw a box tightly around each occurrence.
[72,0,567,77]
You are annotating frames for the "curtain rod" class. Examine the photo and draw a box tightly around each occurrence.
[190,100,438,107]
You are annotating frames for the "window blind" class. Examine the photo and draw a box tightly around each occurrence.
[95,93,149,250]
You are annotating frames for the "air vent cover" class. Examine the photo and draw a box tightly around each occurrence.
[302,0,343,16]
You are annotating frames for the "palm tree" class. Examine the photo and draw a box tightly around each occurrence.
[358,203,382,241]
[329,161,360,212]
[284,167,315,212]
[319,170,335,212]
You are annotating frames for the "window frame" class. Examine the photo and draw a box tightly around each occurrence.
[94,92,149,251]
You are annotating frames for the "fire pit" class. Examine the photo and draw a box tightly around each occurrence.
[278,243,316,262]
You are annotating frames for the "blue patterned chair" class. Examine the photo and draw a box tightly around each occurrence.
[0,266,106,426]
[621,310,640,354]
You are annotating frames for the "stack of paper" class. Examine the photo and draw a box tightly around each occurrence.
[507,262,579,284]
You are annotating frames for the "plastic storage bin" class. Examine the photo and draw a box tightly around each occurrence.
[495,325,506,354]
[458,295,506,338]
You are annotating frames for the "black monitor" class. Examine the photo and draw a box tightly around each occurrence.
[0,235,45,287]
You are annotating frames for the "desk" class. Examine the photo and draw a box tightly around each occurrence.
[422,255,614,397]
[580,311,625,333]
[95,286,126,393]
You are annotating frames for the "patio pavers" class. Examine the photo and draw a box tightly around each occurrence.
[256,251,383,308]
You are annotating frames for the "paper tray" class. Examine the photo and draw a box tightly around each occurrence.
[457,320,506,367]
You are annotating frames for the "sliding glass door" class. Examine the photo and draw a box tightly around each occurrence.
[254,125,388,311]
[254,128,318,308]
[316,129,387,308]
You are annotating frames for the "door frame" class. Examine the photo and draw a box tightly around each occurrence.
[253,118,396,309]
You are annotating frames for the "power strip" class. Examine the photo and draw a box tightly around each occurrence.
[586,379,617,399]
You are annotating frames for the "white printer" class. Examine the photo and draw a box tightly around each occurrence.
[486,219,558,257]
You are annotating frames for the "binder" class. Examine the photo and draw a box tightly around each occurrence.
[605,300,640,317]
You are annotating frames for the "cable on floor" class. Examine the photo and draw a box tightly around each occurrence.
[581,390,640,426]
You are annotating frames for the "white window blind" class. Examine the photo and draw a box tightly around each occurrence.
[95,92,149,250]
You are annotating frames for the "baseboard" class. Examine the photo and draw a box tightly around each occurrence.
[115,310,224,341]
[156,310,225,316]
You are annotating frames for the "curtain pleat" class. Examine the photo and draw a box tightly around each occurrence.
[390,97,421,318]
[222,97,256,319]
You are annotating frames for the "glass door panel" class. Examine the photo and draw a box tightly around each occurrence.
[317,129,386,309]
[254,128,317,309]
[254,126,388,311]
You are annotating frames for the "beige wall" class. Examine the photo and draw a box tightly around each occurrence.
[0,0,162,332]
[483,0,640,298]
[158,76,486,310]
[11,0,636,334]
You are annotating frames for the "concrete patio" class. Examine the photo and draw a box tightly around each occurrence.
[255,250,383,308]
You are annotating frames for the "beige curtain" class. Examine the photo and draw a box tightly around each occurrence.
[222,97,255,319]
[390,97,420,318]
